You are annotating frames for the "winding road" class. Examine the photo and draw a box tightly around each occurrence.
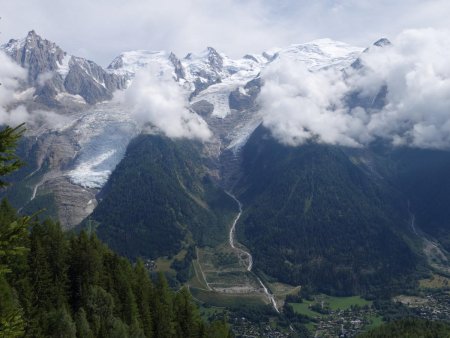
[226,192,253,271]
[225,191,279,312]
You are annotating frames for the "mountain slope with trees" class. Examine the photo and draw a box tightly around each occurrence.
[0,125,231,337]
[92,134,237,260]
[234,125,421,296]
[358,318,450,338]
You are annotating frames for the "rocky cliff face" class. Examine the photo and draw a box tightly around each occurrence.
[63,56,126,104]
[2,30,126,107]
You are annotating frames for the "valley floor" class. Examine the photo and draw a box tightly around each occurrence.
[188,192,291,312]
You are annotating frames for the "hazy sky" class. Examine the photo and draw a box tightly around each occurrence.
[1,0,449,66]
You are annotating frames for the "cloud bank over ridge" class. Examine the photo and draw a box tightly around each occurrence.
[259,28,450,150]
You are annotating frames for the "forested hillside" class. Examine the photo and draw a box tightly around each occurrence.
[92,134,237,260]
[0,202,231,337]
[372,146,450,250]
[358,318,450,337]
[235,126,420,296]
[0,126,231,337]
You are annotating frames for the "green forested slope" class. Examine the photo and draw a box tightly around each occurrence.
[373,146,450,250]
[235,126,420,296]
[0,200,231,337]
[358,318,450,337]
[92,134,237,260]
[0,125,231,338]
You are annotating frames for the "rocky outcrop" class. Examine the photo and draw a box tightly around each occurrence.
[41,177,97,227]
[185,47,225,98]
[1,30,126,107]
[206,46,223,73]
[191,100,214,118]
[3,30,65,85]
[229,77,262,111]
[64,57,125,104]
[169,52,186,80]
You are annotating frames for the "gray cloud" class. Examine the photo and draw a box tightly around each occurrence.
[119,66,211,140]
[259,28,450,150]
[1,1,450,66]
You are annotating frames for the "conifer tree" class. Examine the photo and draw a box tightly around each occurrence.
[0,124,233,338]
[133,260,154,338]
[74,308,94,338]
[154,273,176,338]
[0,124,24,187]
[0,125,27,337]
[173,287,201,338]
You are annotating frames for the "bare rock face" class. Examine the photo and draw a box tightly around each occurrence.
[169,52,186,80]
[4,30,66,85]
[0,31,131,228]
[64,57,119,104]
[21,131,97,228]
[229,77,262,111]
[42,177,97,228]
[1,30,127,107]
[191,100,214,118]
[206,47,224,72]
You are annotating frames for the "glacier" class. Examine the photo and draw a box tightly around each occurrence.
[67,39,363,188]
[65,103,139,189]
[15,37,363,190]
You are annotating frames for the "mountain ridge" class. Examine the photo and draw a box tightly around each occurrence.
[5,30,449,298]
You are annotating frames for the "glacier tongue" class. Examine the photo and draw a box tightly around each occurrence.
[65,103,139,188]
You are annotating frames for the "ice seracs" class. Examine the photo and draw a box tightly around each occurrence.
[66,103,139,188]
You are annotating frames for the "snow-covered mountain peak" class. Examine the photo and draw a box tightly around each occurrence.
[182,46,225,74]
[273,38,364,71]
[373,38,392,47]
[107,50,187,84]
[108,50,170,73]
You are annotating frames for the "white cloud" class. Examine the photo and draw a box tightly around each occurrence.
[259,60,360,147]
[259,28,450,150]
[120,66,211,140]
[37,71,54,86]
[0,51,68,129]
[0,51,26,99]
[0,51,28,125]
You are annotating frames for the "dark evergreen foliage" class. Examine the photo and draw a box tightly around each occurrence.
[372,146,450,251]
[92,134,237,260]
[0,203,231,337]
[0,124,25,188]
[236,125,420,296]
[358,318,450,337]
[0,125,231,337]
